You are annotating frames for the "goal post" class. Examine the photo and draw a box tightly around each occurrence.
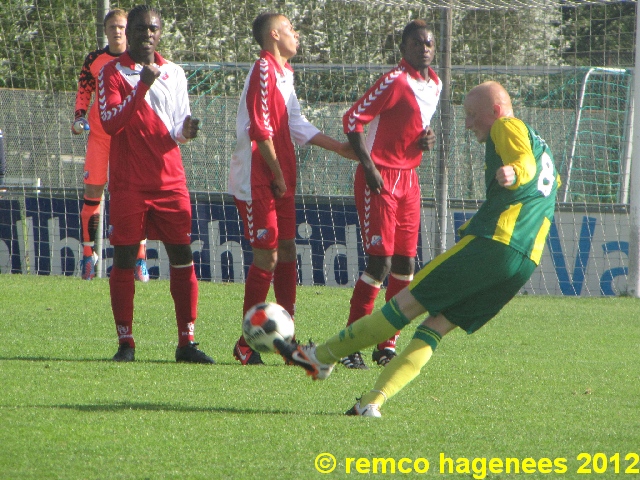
[626,4,640,297]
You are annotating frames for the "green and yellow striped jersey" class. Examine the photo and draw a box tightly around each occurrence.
[459,117,560,265]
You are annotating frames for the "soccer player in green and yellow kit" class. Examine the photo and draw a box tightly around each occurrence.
[276,81,560,417]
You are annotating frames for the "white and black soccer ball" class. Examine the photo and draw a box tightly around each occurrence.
[242,302,295,353]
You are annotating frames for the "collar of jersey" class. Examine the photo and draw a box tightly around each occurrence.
[119,51,167,70]
[260,50,294,76]
[399,59,439,85]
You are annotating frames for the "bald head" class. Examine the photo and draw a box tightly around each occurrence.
[466,81,513,117]
[464,81,514,143]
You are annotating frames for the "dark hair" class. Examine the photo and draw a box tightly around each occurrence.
[104,8,127,27]
[127,5,162,27]
[252,12,281,48]
[401,19,430,45]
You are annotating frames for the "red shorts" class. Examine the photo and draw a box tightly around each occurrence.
[354,165,421,257]
[108,189,192,245]
[83,131,110,186]
[234,193,296,250]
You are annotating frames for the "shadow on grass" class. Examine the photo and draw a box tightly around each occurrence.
[45,402,335,416]
[0,356,176,363]
[0,357,299,367]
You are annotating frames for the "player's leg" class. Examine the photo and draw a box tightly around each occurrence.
[351,314,453,416]
[274,238,296,315]
[343,166,396,369]
[276,236,479,378]
[134,238,150,282]
[233,195,279,365]
[108,191,144,361]
[79,184,104,280]
[110,244,138,361]
[151,190,214,364]
[372,254,414,366]
[373,168,421,365]
[351,239,538,416]
[275,287,425,380]
[341,255,390,369]
[272,196,297,319]
[79,133,109,280]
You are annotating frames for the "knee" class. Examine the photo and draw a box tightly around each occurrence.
[365,255,391,282]
[113,245,138,269]
[391,255,415,276]
[277,239,297,263]
[166,244,193,266]
[253,248,278,272]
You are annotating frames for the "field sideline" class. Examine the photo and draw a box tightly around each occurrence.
[1,275,639,479]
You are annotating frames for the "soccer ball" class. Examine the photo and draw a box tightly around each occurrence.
[242,302,295,353]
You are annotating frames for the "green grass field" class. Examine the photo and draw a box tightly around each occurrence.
[1,275,639,479]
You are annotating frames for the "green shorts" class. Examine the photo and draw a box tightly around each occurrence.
[409,235,536,333]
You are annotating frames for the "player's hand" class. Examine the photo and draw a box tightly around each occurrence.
[417,127,436,151]
[183,116,200,139]
[140,64,161,86]
[496,165,517,187]
[363,165,384,194]
[71,117,89,135]
[271,177,287,199]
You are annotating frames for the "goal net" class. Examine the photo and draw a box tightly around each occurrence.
[0,0,636,296]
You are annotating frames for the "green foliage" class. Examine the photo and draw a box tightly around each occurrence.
[1,275,639,479]
[1,1,635,92]
[561,2,636,66]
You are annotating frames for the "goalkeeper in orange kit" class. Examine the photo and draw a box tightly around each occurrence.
[73,9,148,281]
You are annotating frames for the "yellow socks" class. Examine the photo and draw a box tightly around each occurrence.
[315,298,412,364]
[359,325,442,407]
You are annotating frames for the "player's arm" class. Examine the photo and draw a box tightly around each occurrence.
[347,131,384,194]
[285,91,356,159]
[307,133,356,160]
[72,53,95,134]
[256,138,286,199]
[172,68,199,143]
[343,70,396,135]
[341,72,399,193]
[99,64,153,136]
[245,63,286,197]
[492,118,536,189]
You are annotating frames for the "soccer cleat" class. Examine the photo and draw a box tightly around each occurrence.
[273,339,334,380]
[134,258,150,282]
[340,351,369,370]
[80,252,98,280]
[233,340,264,365]
[372,348,397,367]
[175,342,215,364]
[345,400,382,418]
[113,343,135,362]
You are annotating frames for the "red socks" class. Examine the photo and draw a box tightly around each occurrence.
[243,264,273,315]
[110,266,135,347]
[170,265,198,347]
[137,240,147,260]
[385,273,411,302]
[111,264,199,348]
[347,277,381,326]
[273,260,297,318]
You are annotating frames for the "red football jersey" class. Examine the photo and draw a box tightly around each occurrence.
[229,50,320,201]
[98,51,192,193]
[343,59,441,170]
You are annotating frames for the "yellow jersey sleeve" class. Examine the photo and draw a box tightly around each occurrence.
[490,117,537,189]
